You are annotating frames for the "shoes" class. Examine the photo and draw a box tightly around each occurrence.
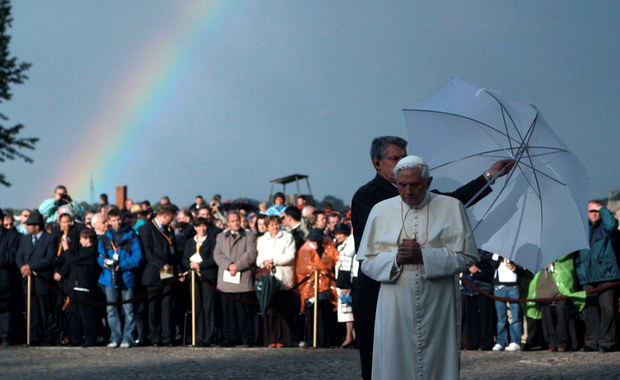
[599,347,613,353]
[547,346,557,352]
[505,343,521,352]
[1,339,9,346]
[340,341,355,349]
[580,346,597,352]
[492,343,504,351]
[557,346,566,352]
[106,342,119,348]
[120,342,131,348]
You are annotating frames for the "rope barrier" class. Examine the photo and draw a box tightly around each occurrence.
[36,269,593,308]
[30,269,320,308]
[460,277,620,303]
[32,271,183,307]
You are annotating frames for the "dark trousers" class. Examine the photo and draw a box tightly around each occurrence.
[195,281,219,345]
[464,293,495,350]
[582,282,617,350]
[69,290,96,346]
[263,290,295,346]
[146,284,173,345]
[304,299,336,347]
[541,300,570,349]
[0,308,9,340]
[26,294,55,344]
[353,270,380,380]
[221,291,255,346]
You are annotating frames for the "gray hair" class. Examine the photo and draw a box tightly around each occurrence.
[57,205,75,218]
[393,155,429,179]
[370,136,407,159]
[91,213,106,225]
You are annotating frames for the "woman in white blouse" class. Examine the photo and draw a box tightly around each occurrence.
[256,216,296,347]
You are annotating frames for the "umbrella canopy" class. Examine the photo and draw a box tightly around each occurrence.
[255,272,281,315]
[403,78,589,272]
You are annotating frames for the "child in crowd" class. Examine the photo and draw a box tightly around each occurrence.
[55,229,100,347]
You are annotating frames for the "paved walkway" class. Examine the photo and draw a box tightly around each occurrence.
[0,346,618,379]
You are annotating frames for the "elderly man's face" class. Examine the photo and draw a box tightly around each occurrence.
[396,167,431,207]
[92,217,108,234]
[373,144,407,184]
[228,213,241,232]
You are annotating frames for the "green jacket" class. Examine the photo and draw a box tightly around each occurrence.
[526,253,586,320]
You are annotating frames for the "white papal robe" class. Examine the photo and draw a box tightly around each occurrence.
[358,192,478,380]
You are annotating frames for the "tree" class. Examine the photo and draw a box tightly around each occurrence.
[0,0,37,186]
[318,195,347,213]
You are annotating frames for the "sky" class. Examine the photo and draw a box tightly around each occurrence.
[1,0,619,210]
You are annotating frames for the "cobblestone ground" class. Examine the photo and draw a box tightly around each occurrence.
[0,346,619,379]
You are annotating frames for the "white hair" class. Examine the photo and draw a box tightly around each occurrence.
[57,204,75,218]
[91,213,106,225]
[301,206,315,218]
[393,155,429,179]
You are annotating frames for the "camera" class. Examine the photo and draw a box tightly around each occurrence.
[105,253,120,286]
[55,193,72,207]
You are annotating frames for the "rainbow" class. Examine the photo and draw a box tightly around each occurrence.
[34,0,235,205]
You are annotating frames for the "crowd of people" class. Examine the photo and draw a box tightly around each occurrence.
[0,188,358,350]
[0,135,619,380]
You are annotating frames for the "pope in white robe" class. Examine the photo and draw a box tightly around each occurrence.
[358,156,479,380]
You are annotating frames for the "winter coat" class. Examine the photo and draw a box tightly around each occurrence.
[183,226,222,284]
[98,225,142,288]
[294,237,339,313]
[58,245,100,292]
[0,228,20,308]
[15,231,56,296]
[526,252,586,319]
[213,229,257,293]
[139,219,178,286]
[575,206,620,285]
[256,230,296,289]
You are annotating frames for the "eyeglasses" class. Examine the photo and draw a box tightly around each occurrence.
[588,210,600,213]
[382,155,406,162]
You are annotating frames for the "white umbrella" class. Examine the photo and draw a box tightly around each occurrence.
[403,78,589,273]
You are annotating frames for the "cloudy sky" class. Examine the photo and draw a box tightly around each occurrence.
[2,0,618,209]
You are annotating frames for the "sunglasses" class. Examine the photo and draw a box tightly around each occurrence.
[588,210,600,213]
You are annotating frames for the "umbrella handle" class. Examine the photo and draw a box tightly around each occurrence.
[464,166,507,208]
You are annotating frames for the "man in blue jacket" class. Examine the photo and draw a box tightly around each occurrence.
[575,200,620,352]
[98,208,142,348]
